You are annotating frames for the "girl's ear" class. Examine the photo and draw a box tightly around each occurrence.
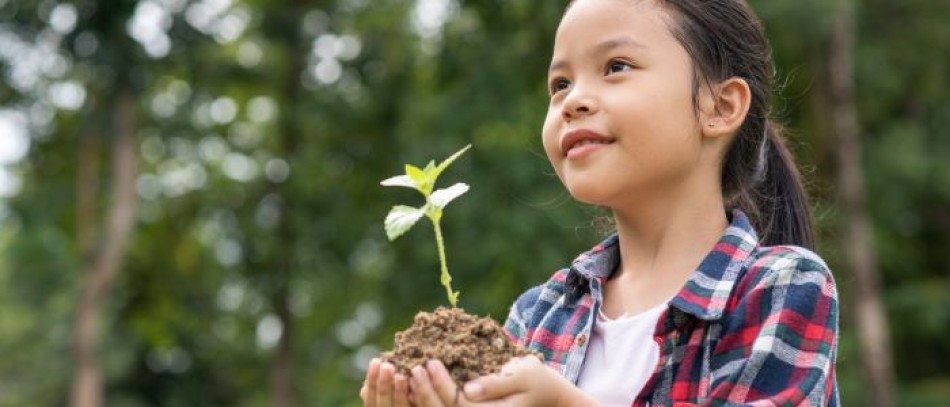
[699,77,752,139]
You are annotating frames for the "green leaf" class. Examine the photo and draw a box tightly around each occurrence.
[380,175,416,189]
[433,144,472,180]
[429,183,469,209]
[423,160,436,174]
[406,164,434,194]
[405,164,426,185]
[384,205,425,241]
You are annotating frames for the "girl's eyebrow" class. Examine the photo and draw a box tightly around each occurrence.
[548,36,647,74]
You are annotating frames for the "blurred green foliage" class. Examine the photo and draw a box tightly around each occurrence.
[0,0,948,406]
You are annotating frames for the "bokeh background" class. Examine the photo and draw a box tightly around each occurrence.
[1,0,948,406]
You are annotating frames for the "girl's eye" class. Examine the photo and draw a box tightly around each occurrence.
[550,78,571,95]
[606,60,633,75]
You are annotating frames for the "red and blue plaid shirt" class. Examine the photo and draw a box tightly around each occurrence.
[504,210,839,406]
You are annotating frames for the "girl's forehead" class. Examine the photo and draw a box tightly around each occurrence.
[554,0,673,48]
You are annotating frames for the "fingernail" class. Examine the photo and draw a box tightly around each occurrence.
[426,359,443,371]
[464,381,483,398]
[411,365,425,379]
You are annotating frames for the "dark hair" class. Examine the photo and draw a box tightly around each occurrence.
[568,0,815,249]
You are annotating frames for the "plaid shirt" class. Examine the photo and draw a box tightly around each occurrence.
[504,210,839,406]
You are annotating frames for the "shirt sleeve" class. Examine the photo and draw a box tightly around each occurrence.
[707,256,840,406]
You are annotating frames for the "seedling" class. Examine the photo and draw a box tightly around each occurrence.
[381,145,472,307]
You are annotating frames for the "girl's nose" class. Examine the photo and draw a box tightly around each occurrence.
[561,88,598,121]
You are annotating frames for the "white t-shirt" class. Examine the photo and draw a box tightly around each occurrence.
[576,302,668,406]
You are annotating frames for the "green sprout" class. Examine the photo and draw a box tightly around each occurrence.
[381,145,472,307]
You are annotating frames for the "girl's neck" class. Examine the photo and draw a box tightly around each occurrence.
[607,183,728,306]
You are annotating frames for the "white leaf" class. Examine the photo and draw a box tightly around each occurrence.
[430,183,469,209]
[384,205,425,241]
[380,175,416,189]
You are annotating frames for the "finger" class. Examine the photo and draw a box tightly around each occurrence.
[425,360,461,405]
[376,362,397,407]
[410,365,445,406]
[393,373,411,407]
[360,384,370,405]
[363,358,381,406]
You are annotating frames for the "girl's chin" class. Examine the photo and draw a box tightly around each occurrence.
[563,183,618,207]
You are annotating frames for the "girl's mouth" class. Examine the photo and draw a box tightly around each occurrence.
[561,129,616,159]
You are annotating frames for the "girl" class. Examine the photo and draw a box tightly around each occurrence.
[362,0,839,405]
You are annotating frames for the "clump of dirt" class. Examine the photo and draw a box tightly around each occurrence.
[381,306,540,385]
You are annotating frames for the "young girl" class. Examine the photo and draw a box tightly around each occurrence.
[362,0,839,405]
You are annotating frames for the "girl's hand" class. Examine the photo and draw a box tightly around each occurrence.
[360,358,412,407]
[411,356,596,406]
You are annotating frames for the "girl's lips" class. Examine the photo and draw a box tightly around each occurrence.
[566,139,613,159]
[561,129,616,158]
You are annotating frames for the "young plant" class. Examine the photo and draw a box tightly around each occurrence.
[381,145,472,307]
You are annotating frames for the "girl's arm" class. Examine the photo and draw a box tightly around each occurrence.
[707,258,839,405]
[410,357,599,407]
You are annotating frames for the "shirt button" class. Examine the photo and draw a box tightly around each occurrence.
[576,334,587,347]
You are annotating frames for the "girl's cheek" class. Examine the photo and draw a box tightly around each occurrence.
[542,137,561,169]
[542,114,561,156]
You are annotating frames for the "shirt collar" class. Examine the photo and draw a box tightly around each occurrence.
[568,209,758,321]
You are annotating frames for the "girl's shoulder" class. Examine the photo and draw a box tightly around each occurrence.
[745,244,833,282]
[730,244,838,308]
[750,244,830,273]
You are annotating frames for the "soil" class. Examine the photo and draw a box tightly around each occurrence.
[381,306,540,386]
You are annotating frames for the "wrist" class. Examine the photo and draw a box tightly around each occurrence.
[553,376,598,407]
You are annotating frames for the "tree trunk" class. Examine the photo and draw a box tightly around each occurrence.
[829,1,895,406]
[69,88,139,407]
[269,4,305,405]
[270,283,297,407]
[76,130,101,257]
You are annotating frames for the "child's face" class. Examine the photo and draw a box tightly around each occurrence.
[542,0,707,209]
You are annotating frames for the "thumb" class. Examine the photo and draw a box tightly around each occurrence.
[462,375,517,402]
[462,357,536,402]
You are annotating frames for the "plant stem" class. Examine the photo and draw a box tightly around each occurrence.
[432,218,457,307]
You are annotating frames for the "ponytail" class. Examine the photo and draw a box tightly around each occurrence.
[729,121,815,249]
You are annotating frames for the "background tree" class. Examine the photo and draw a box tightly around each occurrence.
[829,0,894,405]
